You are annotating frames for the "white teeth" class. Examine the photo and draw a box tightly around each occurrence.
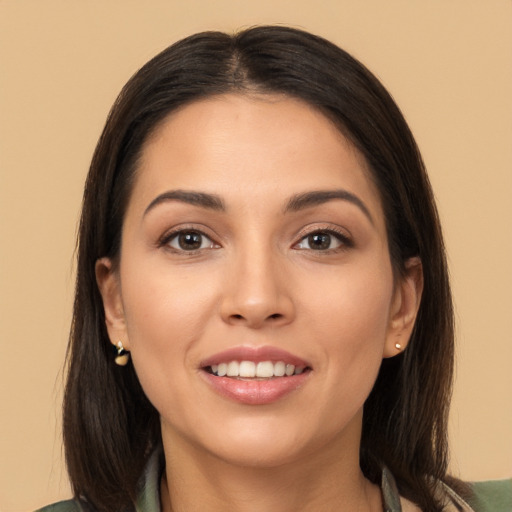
[210,360,306,378]
[227,361,239,377]
[274,361,286,377]
[239,361,256,377]
[256,361,274,378]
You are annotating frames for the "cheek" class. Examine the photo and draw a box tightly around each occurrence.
[118,254,222,386]
[307,257,393,341]
[306,259,394,394]
[118,258,223,417]
[121,256,215,338]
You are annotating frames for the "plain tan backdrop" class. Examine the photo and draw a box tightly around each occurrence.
[0,1,511,510]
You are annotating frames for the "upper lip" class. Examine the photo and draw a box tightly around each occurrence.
[200,345,311,369]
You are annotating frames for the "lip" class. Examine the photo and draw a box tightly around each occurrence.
[200,371,310,405]
[199,346,312,405]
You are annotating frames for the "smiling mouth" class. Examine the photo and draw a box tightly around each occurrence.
[200,349,312,404]
[205,360,309,379]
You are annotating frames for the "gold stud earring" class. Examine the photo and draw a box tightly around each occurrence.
[115,341,130,366]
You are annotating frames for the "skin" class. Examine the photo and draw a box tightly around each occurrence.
[97,94,423,512]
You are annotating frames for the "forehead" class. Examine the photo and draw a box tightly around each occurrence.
[131,93,383,220]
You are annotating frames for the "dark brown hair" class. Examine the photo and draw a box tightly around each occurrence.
[64,26,454,512]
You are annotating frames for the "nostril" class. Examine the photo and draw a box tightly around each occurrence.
[229,313,283,322]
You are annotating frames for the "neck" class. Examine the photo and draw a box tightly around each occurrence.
[160,419,382,512]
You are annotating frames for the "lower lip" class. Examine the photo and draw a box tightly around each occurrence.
[201,370,310,405]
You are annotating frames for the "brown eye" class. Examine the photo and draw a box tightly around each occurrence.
[307,233,332,250]
[295,230,348,251]
[167,230,216,251]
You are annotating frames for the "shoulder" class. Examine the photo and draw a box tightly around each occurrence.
[35,500,85,512]
[467,479,512,512]
[35,448,163,512]
[435,477,511,512]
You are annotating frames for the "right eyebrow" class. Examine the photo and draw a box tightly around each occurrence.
[284,189,374,224]
[143,190,226,217]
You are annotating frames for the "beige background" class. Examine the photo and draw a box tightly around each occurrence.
[0,1,511,510]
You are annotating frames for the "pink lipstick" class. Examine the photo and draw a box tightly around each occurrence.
[199,346,311,405]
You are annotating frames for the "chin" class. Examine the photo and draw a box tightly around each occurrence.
[169,413,308,468]
[192,413,352,470]
[208,437,310,469]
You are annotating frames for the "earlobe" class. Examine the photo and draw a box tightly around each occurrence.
[95,257,129,349]
[383,257,423,358]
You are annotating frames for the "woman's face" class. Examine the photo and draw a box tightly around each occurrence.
[98,93,421,468]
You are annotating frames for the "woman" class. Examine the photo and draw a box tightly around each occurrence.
[39,26,510,512]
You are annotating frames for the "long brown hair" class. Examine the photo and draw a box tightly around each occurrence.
[64,26,454,511]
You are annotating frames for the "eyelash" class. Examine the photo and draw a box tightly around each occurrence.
[158,226,353,255]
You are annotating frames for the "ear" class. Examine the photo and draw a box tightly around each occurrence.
[383,257,423,358]
[95,257,130,350]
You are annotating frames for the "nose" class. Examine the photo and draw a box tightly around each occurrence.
[220,247,295,329]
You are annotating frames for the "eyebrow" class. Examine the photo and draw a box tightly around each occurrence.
[144,190,225,216]
[143,188,373,223]
[284,189,373,223]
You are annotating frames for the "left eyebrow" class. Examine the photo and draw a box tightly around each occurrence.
[284,189,374,224]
